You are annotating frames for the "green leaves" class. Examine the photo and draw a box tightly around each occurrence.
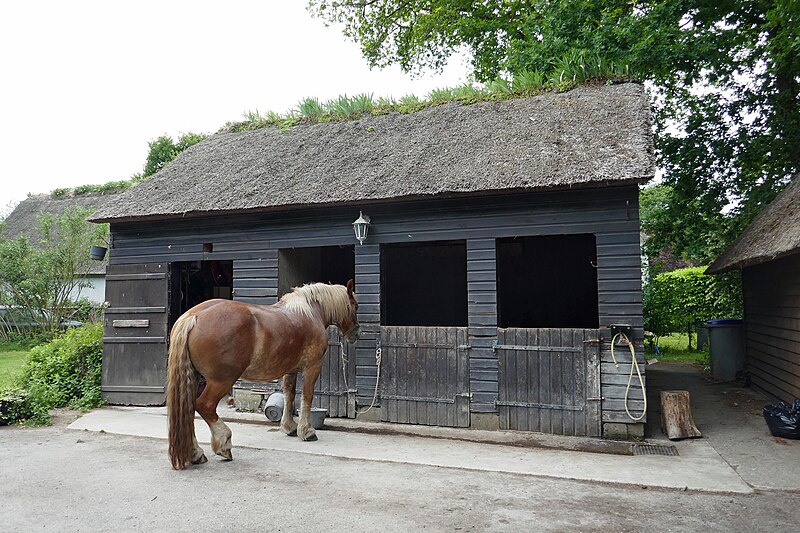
[325,93,375,119]
[298,97,325,121]
[143,132,207,177]
[0,387,33,425]
[0,208,106,338]
[311,0,536,80]
[143,136,179,177]
[643,266,742,340]
[21,323,105,423]
[310,0,800,266]
[0,323,105,425]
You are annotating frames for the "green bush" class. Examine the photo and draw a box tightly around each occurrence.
[18,323,105,424]
[70,297,103,323]
[0,387,33,425]
[643,266,742,348]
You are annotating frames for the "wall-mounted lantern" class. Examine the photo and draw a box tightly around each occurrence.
[353,211,370,245]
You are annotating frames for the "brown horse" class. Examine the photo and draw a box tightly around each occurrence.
[166,280,359,469]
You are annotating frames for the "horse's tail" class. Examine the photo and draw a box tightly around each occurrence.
[167,313,198,470]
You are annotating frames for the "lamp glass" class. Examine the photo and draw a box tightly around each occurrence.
[352,212,370,245]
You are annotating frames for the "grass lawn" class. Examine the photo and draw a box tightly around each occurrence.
[646,332,709,365]
[0,341,31,389]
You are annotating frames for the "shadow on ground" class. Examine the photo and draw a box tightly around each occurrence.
[645,361,799,491]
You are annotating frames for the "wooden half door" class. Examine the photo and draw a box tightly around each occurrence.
[379,326,470,427]
[102,263,170,405]
[496,328,601,436]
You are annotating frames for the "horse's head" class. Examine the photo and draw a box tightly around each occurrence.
[339,279,360,343]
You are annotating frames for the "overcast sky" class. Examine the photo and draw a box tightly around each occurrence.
[0,1,469,216]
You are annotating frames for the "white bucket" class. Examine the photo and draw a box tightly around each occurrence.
[264,392,284,422]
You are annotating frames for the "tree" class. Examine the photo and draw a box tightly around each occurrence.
[640,184,699,274]
[143,132,206,177]
[310,0,800,261]
[0,208,107,335]
[643,266,742,348]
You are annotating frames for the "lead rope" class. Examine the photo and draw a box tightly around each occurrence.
[360,344,382,413]
[610,332,647,421]
[339,334,349,394]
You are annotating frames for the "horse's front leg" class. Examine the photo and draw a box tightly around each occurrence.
[280,373,298,436]
[298,362,322,442]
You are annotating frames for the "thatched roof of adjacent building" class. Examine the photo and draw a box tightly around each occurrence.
[707,175,800,274]
[3,192,120,275]
[90,82,655,223]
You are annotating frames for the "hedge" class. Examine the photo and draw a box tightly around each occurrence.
[643,266,742,347]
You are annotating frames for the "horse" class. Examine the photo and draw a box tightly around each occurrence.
[166,280,360,470]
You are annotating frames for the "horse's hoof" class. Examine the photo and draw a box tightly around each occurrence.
[218,449,233,461]
[283,429,298,437]
[192,454,208,465]
[302,433,318,442]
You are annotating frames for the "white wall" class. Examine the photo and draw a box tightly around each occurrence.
[70,275,106,304]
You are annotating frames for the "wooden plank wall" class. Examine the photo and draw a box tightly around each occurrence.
[354,244,381,405]
[600,339,647,423]
[233,252,278,305]
[467,239,498,412]
[107,185,644,423]
[743,254,800,402]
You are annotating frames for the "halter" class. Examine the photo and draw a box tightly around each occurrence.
[340,320,359,340]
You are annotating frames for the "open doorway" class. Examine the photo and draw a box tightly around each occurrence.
[496,235,598,328]
[169,260,233,328]
[278,245,355,298]
[381,240,467,326]
[277,245,356,417]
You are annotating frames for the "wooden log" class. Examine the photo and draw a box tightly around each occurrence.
[660,390,702,440]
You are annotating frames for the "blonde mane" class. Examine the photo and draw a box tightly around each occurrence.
[280,283,351,324]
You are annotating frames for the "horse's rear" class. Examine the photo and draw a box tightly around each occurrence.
[166,281,359,469]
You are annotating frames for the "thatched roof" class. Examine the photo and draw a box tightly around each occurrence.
[707,175,800,274]
[3,192,119,275]
[90,82,654,223]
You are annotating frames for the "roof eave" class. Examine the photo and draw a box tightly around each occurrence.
[88,176,652,225]
[706,248,800,275]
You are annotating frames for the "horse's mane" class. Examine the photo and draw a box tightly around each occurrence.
[280,283,351,324]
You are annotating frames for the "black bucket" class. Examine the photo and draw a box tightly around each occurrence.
[89,245,107,261]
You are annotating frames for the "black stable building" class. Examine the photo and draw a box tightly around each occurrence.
[90,83,655,438]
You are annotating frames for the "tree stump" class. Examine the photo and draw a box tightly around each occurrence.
[660,390,702,440]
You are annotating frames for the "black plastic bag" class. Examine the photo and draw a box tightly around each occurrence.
[763,399,800,439]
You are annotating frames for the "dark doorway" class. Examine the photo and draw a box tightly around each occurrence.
[497,235,598,328]
[381,240,467,326]
[169,260,233,328]
[278,246,355,298]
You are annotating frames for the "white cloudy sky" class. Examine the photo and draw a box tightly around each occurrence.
[0,1,469,215]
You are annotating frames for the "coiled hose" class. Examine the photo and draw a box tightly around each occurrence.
[610,332,647,421]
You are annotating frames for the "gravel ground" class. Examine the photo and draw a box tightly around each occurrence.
[1,411,797,533]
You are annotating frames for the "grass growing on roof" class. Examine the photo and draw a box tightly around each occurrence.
[39,49,638,198]
[220,49,639,134]
[297,97,325,121]
[49,180,133,199]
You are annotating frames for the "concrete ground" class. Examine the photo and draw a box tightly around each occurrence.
[645,361,800,492]
[1,361,798,532]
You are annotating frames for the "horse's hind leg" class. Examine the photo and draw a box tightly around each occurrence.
[196,379,234,461]
[280,373,298,436]
[192,435,207,464]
